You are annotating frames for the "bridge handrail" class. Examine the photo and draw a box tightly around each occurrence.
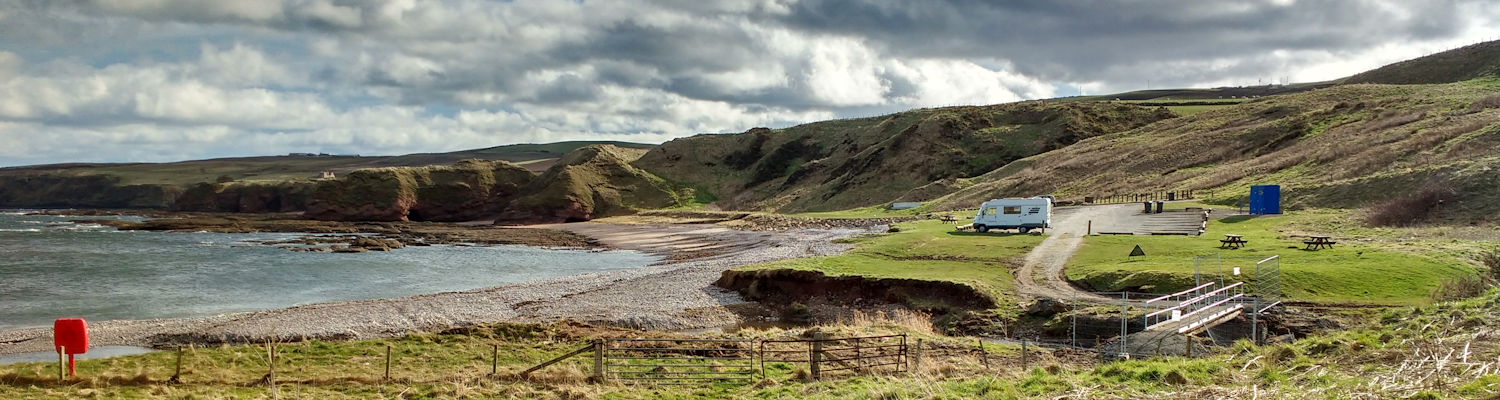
[1143,282,1244,318]
[1173,293,1243,324]
[1144,282,1216,304]
[1175,294,1246,334]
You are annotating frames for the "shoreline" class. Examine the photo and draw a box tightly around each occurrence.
[0,219,866,355]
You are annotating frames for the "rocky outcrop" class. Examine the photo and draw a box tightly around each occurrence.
[305,160,535,222]
[495,145,691,224]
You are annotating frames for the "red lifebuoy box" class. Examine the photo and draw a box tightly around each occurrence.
[54,318,88,376]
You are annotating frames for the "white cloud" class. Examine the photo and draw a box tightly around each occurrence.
[803,36,888,106]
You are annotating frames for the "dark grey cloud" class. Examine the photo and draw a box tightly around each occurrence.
[1,0,1496,166]
[772,0,1479,85]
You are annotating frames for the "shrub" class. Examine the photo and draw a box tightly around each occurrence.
[1469,94,1500,112]
[1364,182,1457,227]
[1429,275,1487,302]
[781,302,812,325]
[1478,249,1500,284]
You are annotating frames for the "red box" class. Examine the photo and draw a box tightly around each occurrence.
[53,318,89,355]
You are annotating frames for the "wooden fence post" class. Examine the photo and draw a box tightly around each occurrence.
[169,346,184,384]
[913,339,923,370]
[384,344,391,381]
[267,342,276,394]
[57,346,64,382]
[977,338,988,369]
[491,344,499,376]
[592,340,605,381]
[1185,335,1193,358]
[810,333,824,381]
[1021,338,1028,370]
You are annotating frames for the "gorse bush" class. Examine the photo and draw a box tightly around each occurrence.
[1365,182,1457,227]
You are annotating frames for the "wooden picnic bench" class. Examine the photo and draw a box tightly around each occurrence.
[1219,234,1247,249]
[1303,235,1337,250]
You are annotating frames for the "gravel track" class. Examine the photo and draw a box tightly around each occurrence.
[1016,204,1138,301]
[0,223,862,355]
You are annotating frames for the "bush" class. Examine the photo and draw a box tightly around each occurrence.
[1469,94,1500,112]
[781,302,812,325]
[1364,183,1457,227]
[1429,275,1487,302]
[1478,249,1500,284]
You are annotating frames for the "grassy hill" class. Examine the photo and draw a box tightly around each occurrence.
[635,102,1175,212]
[931,79,1500,224]
[1341,40,1500,85]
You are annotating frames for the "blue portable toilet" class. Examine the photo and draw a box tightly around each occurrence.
[1248,185,1281,214]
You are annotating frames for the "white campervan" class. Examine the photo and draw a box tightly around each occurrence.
[972,197,1052,233]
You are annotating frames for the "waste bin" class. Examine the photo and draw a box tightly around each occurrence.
[1167,192,1176,201]
[1155,201,1164,213]
[1143,201,1153,213]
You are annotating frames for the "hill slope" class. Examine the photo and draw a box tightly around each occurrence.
[1341,40,1500,85]
[933,79,1500,223]
[635,102,1176,212]
[0,141,649,210]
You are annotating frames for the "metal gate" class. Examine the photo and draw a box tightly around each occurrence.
[759,334,907,380]
[600,338,757,385]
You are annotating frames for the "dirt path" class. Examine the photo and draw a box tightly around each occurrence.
[1016,204,1137,301]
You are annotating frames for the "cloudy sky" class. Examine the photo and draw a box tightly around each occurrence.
[2,0,1498,167]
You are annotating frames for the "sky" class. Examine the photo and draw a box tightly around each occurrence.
[1,0,1498,167]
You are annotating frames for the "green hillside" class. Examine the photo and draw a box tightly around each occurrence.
[931,79,1500,224]
[634,102,1175,212]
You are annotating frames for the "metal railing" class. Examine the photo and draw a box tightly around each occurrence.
[1142,282,1244,333]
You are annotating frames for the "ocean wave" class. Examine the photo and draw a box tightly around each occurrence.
[0,228,42,232]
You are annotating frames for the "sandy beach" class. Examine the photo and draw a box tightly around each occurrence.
[0,222,863,355]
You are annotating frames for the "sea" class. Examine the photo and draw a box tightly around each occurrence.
[0,210,657,332]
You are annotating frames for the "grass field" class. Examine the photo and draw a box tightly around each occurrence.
[738,218,1044,309]
[6,289,1500,399]
[1066,209,1476,305]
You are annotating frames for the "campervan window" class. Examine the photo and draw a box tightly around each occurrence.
[1003,206,1021,214]
[985,208,997,215]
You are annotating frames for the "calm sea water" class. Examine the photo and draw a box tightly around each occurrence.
[0,210,656,331]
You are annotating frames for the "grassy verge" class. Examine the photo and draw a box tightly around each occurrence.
[736,219,1044,310]
[1066,209,1476,305]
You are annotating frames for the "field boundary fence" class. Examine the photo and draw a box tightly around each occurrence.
[1084,190,1201,204]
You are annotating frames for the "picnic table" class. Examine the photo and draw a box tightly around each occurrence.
[1220,234,1247,249]
[1303,235,1337,250]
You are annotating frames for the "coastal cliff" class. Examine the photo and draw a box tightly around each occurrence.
[495,144,694,224]
[304,160,535,222]
[0,173,181,208]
